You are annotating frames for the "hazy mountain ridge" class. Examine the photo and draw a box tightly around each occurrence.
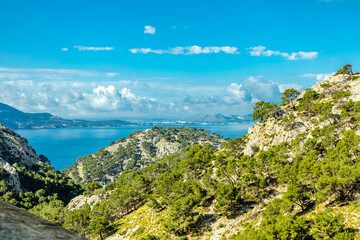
[0,102,132,129]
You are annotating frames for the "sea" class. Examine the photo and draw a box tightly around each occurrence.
[16,123,253,170]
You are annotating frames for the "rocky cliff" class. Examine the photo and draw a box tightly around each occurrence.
[0,123,82,210]
[0,124,40,192]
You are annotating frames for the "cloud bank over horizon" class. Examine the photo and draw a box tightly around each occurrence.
[0,74,307,119]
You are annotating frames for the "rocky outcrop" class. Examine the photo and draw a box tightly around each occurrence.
[0,200,87,240]
[0,124,41,192]
[243,73,359,156]
[67,194,104,211]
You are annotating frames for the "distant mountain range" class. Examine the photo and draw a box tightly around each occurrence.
[0,102,253,129]
[0,103,132,129]
[185,113,252,124]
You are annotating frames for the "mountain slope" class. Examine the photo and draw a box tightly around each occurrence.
[56,71,360,240]
[244,73,359,155]
[0,123,83,209]
[64,126,225,185]
[0,102,131,129]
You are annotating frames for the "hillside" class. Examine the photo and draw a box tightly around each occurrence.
[63,126,225,185]
[0,102,132,129]
[51,68,360,240]
[2,66,360,240]
[0,123,83,210]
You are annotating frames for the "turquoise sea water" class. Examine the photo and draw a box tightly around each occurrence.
[16,124,253,170]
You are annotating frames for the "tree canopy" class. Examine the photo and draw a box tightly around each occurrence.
[252,101,279,121]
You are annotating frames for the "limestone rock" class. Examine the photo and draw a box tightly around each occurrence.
[67,194,103,210]
[0,124,41,193]
[0,200,87,240]
[243,73,360,156]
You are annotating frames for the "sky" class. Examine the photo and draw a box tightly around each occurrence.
[0,0,359,120]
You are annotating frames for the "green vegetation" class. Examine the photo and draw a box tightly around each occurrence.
[0,161,83,210]
[335,64,353,75]
[0,128,83,211]
[63,126,224,184]
[4,65,360,239]
[252,101,279,121]
[56,118,360,239]
[281,88,300,108]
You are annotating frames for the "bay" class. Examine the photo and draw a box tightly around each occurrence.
[16,124,253,170]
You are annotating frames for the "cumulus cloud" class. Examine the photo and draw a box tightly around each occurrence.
[237,76,282,102]
[74,46,114,51]
[181,77,284,114]
[144,25,156,34]
[0,80,163,118]
[61,48,68,51]
[300,73,334,81]
[0,71,302,119]
[247,46,319,60]
[129,45,239,55]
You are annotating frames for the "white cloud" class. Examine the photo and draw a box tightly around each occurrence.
[0,67,119,80]
[247,46,318,60]
[181,77,284,115]
[0,72,303,119]
[129,45,239,55]
[105,72,119,77]
[61,48,68,51]
[0,80,162,118]
[278,83,304,92]
[74,46,114,51]
[239,76,282,103]
[144,25,155,35]
[300,73,334,81]
[0,73,28,79]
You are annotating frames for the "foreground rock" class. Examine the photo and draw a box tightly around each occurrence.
[0,200,87,240]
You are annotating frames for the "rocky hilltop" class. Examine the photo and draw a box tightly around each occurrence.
[64,126,225,185]
[244,72,360,155]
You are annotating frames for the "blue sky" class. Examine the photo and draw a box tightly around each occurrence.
[0,0,359,119]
